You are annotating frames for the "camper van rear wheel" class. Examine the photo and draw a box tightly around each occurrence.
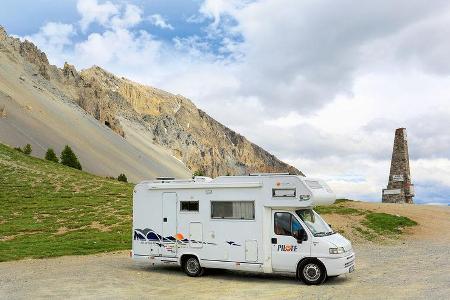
[298,259,326,285]
[183,256,204,277]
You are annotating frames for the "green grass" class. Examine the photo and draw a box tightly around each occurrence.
[363,212,417,235]
[315,204,366,215]
[353,226,377,241]
[335,198,353,204]
[316,200,417,241]
[0,143,133,262]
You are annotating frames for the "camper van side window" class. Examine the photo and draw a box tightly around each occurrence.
[211,201,255,220]
[272,188,296,197]
[180,201,199,212]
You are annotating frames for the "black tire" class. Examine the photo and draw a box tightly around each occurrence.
[182,256,204,277]
[297,259,326,285]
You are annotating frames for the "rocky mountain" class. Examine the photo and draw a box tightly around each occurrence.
[0,26,302,180]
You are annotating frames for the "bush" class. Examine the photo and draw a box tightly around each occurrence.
[45,148,58,163]
[14,147,23,153]
[117,173,128,182]
[23,144,32,155]
[192,169,206,178]
[60,145,82,170]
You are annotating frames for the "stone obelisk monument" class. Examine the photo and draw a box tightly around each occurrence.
[382,128,414,203]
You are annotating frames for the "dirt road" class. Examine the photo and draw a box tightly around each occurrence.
[0,239,448,299]
[1,204,449,299]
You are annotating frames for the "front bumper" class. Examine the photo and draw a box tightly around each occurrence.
[319,252,355,276]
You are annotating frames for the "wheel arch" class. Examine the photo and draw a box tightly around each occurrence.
[179,253,201,267]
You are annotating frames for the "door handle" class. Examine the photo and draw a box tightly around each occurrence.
[271,237,277,244]
[163,217,167,222]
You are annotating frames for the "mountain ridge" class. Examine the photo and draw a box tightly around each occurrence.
[0,25,302,178]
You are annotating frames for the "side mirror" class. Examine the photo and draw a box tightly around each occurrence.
[297,228,307,243]
[328,224,332,228]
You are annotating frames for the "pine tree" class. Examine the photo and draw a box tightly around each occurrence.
[60,145,82,170]
[23,144,32,155]
[45,148,59,163]
[117,173,128,182]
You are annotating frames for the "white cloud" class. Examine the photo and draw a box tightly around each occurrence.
[73,28,162,77]
[77,0,142,31]
[77,0,118,31]
[148,14,174,30]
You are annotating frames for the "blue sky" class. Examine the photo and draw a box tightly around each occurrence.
[0,1,201,36]
[1,0,450,204]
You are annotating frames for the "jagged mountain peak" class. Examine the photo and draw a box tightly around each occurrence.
[0,25,302,178]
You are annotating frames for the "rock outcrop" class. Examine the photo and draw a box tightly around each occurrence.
[0,26,302,177]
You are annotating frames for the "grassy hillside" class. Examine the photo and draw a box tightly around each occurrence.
[0,143,133,262]
[0,143,418,262]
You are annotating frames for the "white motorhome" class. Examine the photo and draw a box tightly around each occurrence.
[132,173,355,285]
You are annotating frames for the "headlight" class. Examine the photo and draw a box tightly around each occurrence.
[329,247,345,254]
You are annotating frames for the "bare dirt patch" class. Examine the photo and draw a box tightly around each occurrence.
[89,221,112,232]
[54,227,70,235]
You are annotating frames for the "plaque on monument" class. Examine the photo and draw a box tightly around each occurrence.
[392,175,404,182]
[383,189,401,195]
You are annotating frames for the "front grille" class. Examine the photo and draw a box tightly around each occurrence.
[345,260,355,268]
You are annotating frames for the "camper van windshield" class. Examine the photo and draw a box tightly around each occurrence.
[296,209,334,237]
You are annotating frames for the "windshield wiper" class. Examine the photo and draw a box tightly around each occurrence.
[314,231,335,237]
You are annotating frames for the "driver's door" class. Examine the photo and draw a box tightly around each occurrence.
[271,211,310,272]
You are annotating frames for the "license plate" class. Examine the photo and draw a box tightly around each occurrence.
[349,265,355,273]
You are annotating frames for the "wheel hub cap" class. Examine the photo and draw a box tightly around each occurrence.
[187,259,199,273]
[303,263,321,281]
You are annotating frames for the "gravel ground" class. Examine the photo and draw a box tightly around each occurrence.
[0,240,449,300]
[2,204,449,299]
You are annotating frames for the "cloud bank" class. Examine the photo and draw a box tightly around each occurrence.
[17,0,450,204]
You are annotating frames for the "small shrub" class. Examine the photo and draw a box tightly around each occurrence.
[60,145,82,170]
[0,105,6,118]
[192,169,206,178]
[23,144,32,155]
[14,147,23,153]
[117,173,127,182]
[45,148,58,163]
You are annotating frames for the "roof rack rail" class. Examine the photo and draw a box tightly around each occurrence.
[248,172,291,176]
[156,177,175,180]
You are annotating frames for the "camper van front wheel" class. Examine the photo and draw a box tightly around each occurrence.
[183,256,204,277]
[297,259,326,285]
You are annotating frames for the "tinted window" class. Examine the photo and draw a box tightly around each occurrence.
[211,201,255,220]
[180,201,199,212]
[274,212,292,235]
[291,218,302,240]
[274,212,303,238]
